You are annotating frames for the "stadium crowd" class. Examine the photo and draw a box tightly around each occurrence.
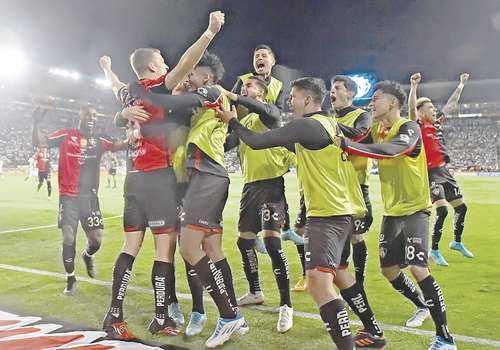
[0,100,498,172]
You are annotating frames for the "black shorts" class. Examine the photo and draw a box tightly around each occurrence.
[38,171,50,182]
[294,194,307,229]
[58,191,103,232]
[238,177,286,234]
[379,210,430,268]
[123,168,179,234]
[304,215,353,275]
[429,166,462,203]
[181,170,229,233]
[108,168,117,176]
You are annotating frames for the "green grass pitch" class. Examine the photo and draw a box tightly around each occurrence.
[0,172,499,349]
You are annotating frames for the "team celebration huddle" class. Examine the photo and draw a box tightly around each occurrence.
[28,9,479,350]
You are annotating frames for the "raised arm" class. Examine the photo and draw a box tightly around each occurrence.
[32,107,49,147]
[442,73,469,115]
[408,72,421,121]
[164,11,225,90]
[99,56,126,99]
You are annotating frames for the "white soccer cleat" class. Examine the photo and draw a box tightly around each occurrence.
[277,305,293,333]
[237,291,265,306]
[168,302,185,326]
[205,315,246,348]
[406,307,430,328]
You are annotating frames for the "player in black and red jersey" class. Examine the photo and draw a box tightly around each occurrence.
[409,72,473,267]
[34,146,52,199]
[32,104,125,295]
[98,11,226,340]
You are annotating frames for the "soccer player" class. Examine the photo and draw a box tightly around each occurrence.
[409,72,473,266]
[106,155,118,188]
[25,155,37,181]
[232,44,302,246]
[340,81,457,350]
[98,11,227,340]
[331,75,373,289]
[220,76,294,333]
[217,77,386,350]
[34,146,52,199]
[171,53,247,348]
[32,104,125,295]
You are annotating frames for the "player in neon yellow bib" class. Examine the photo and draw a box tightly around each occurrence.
[217,77,386,350]
[340,80,457,350]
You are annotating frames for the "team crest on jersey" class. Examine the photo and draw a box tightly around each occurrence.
[432,188,441,196]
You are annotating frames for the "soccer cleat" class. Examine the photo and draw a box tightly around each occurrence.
[186,312,207,336]
[430,249,449,267]
[354,329,387,348]
[281,228,305,245]
[237,291,265,306]
[428,336,457,350]
[47,196,51,200]
[405,307,430,328]
[81,250,96,278]
[449,241,474,258]
[291,276,307,292]
[277,305,293,333]
[236,319,250,335]
[148,317,181,336]
[254,236,268,254]
[63,275,77,296]
[205,315,246,348]
[102,313,136,341]
[168,302,185,326]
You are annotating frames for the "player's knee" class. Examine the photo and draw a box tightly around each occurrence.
[436,205,448,217]
[61,227,76,246]
[381,266,400,281]
[409,265,430,282]
[351,233,364,244]
[454,202,467,215]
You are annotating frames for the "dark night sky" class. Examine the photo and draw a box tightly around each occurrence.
[1,0,500,87]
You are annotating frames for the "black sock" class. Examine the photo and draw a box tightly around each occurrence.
[453,204,467,243]
[264,236,291,307]
[237,237,261,293]
[151,260,172,323]
[169,262,178,304]
[296,244,306,277]
[214,258,238,310]
[352,241,368,287]
[319,298,355,350]
[47,181,52,197]
[418,275,452,342]
[193,255,236,319]
[62,243,76,274]
[432,206,448,250]
[341,283,383,337]
[37,182,42,191]
[184,259,205,314]
[282,200,291,231]
[390,272,428,309]
[109,252,135,319]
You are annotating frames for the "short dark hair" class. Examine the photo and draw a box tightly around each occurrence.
[246,75,268,95]
[254,44,275,58]
[129,48,161,76]
[197,52,225,84]
[332,75,357,96]
[374,80,407,108]
[291,77,327,105]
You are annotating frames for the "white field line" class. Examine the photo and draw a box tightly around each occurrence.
[0,263,499,348]
[0,215,122,235]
